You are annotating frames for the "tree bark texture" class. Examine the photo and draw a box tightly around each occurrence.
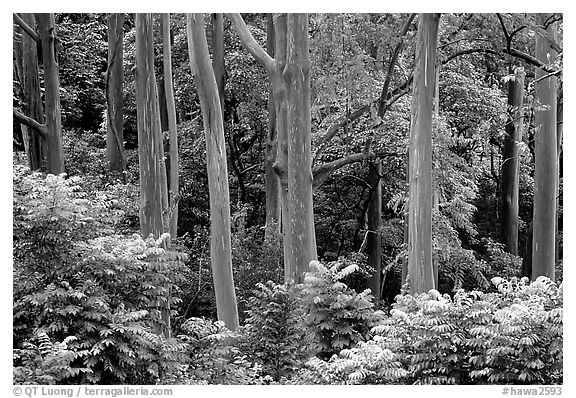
[211,13,225,114]
[135,14,167,240]
[162,13,179,240]
[367,160,382,299]
[36,13,64,175]
[188,13,239,331]
[532,14,557,280]
[20,13,44,171]
[284,13,317,282]
[264,13,281,240]
[407,13,439,294]
[271,15,291,281]
[106,13,126,177]
[501,67,525,255]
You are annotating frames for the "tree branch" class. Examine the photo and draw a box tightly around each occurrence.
[316,75,413,154]
[14,108,47,139]
[13,13,41,44]
[227,13,274,72]
[312,151,374,190]
[443,46,561,74]
[377,13,415,118]
[496,13,511,47]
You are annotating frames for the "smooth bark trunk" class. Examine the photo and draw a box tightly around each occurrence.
[501,67,525,255]
[162,13,179,240]
[106,13,126,178]
[264,13,281,239]
[20,13,44,170]
[407,13,439,294]
[188,13,239,330]
[367,160,382,299]
[36,13,64,174]
[135,13,170,338]
[211,13,225,114]
[532,14,557,280]
[284,13,317,282]
[135,14,167,240]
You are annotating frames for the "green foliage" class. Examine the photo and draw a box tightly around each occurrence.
[231,215,284,321]
[482,238,524,280]
[173,318,264,384]
[13,168,189,384]
[239,281,308,382]
[298,260,385,358]
[302,276,562,384]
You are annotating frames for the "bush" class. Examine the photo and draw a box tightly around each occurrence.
[13,168,189,384]
[301,276,562,384]
[173,317,264,384]
[298,260,385,359]
[239,281,308,382]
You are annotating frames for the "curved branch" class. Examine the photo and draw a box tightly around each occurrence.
[312,151,374,190]
[13,13,41,43]
[377,13,416,117]
[443,46,561,74]
[316,75,412,152]
[14,108,47,139]
[227,13,274,72]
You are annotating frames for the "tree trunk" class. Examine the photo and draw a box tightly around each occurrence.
[270,15,291,281]
[501,67,525,256]
[20,13,44,171]
[532,14,557,280]
[135,13,171,337]
[264,13,281,240]
[36,13,64,175]
[162,13,179,240]
[211,13,225,114]
[555,91,562,267]
[135,14,167,239]
[106,13,126,178]
[188,13,239,331]
[284,13,317,282]
[367,160,382,299]
[407,13,439,294]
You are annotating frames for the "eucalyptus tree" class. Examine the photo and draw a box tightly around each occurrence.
[187,13,239,330]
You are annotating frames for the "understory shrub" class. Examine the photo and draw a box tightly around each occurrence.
[239,281,308,382]
[171,317,264,384]
[301,276,562,384]
[298,260,386,359]
[13,168,189,384]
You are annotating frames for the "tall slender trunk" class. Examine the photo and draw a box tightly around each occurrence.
[135,13,170,338]
[211,13,225,114]
[407,13,440,294]
[36,13,64,175]
[270,15,291,280]
[106,13,126,178]
[20,13,44,171]
[284,13,317,281]
[188,13,239,330]
[162,13,179,240]
[501,67,525,255]
[532,14,557,280]
[367,160,382,299]
[135,14,167,239]
[555,91,562,267]
[264,13,281,240]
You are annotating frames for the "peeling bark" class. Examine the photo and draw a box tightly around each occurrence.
[36,13,64,174]
[532,14,557,280]
[407,13,439,294]
[501,67,525,255]
[106,13,126,177]
[162,13,179,240]
[188,13,239,330]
